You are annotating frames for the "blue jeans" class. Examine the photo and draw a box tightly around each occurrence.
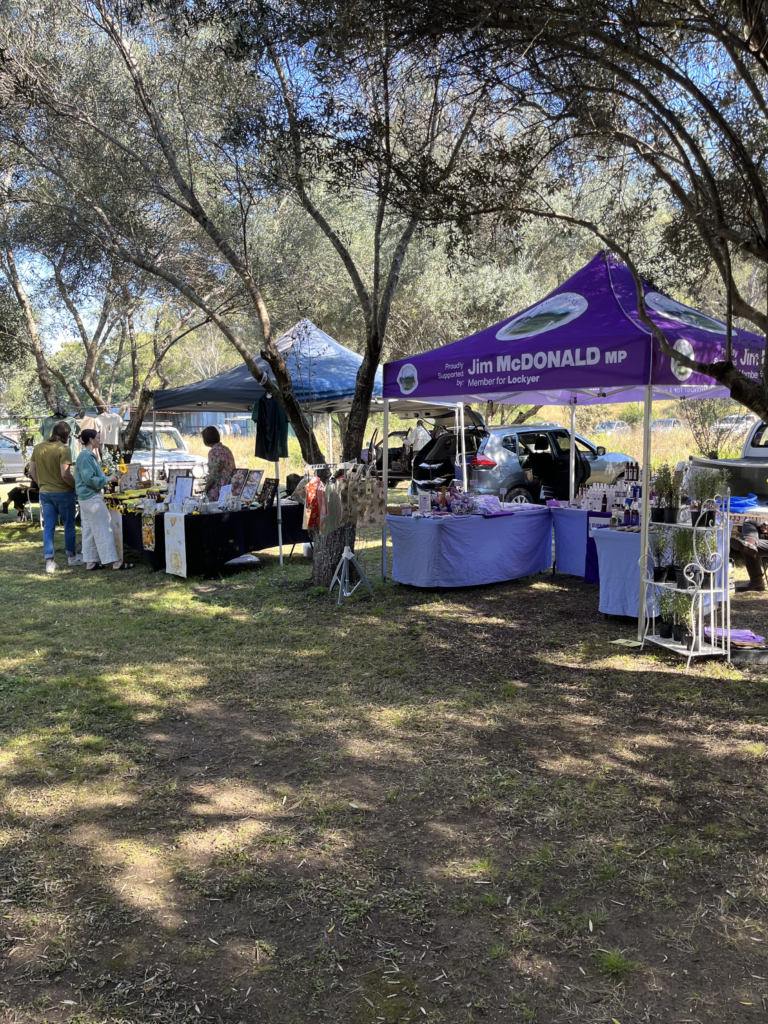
[40,491,77,560]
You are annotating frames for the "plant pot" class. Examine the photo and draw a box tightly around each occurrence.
[651,507,665,523]
[658,620,673,639]
[697,510,715,527]
[689,509,701,528]
[653,566,669,582]
[672,623,684,642]
[666,565,678,583]
[681,631,694,649]
[663,507,679,524]
[675,569,696,590]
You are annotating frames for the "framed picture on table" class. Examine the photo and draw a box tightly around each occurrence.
[166,468,192,498]
[229,468,248,496]
[240,469,264,503]
[173,475,194,503]
[259,477,278,509]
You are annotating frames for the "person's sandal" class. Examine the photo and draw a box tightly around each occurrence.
[113,562,135,570]
[86,563,105,571]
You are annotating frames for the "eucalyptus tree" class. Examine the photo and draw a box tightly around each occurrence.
[0,0,328,459]
[352,0,768,415]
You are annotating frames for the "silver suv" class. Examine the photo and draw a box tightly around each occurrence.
[410,422,631,502]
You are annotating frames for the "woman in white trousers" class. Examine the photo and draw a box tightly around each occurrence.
[74,429,134,570]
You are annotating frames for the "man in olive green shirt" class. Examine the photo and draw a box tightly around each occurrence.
[29,422,83,573]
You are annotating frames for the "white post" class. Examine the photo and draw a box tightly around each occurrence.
[381,399,389,581]
[569,401,576,503]
[151,404,156,484]
[459,402,468,490]
[275,460,283,566]
[637,384,653,640]
[327,413,333,464]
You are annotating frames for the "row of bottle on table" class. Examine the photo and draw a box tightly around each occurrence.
[572,461,644,524]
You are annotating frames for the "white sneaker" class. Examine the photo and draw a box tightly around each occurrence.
[68,554,84,566]
[45,560,58,574]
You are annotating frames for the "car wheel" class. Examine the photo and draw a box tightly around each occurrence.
[504,487,533,504]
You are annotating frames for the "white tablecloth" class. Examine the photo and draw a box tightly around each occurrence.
[387,507,553,587]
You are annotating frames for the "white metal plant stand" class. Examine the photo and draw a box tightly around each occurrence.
[641,495,732,671]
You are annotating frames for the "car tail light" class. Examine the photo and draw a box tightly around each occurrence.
[470,455,497,468]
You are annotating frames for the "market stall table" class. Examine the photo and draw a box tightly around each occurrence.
[591,525,726,618]
[551,506,611,579]
[122,503,308,575]
[386,506,553,588]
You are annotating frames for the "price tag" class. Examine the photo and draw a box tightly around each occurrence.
[499,487,507,498]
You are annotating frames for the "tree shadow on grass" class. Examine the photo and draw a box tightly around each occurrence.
[2,526,768,1021]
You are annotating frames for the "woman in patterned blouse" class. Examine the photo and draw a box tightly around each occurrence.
[201,426,235,500]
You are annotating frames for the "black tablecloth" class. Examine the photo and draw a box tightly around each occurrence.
[122,504,308,574]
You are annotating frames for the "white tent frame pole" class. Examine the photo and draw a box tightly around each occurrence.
[151,404,156,484]
[569,401,576,503]
[637,383,653,640]
[459,402,468,490]
[275,460,283,566]
[327,413,333,463]
[381,399,389,581]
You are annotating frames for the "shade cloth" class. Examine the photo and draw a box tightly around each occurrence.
[383,251,764,405]
[122,504,308,574]
[387,507,553,587]
[552,507,611,577]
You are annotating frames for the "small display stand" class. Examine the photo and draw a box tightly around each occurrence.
[642,495,731,671]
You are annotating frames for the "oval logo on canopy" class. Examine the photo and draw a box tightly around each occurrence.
[671,338,695,381]
[496,292,588,341]
[397,363,419,394]
[645,292,726,335]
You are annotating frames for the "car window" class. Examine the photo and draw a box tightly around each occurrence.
[750,423,768,447]
[134,431,152,451]
[518,432,552,455]
[0,436,16,449]
[156,431,186,451]
[501,435,517,454]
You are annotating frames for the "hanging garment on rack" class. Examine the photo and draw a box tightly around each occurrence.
[320,476,344,536]
[359,470,386,527]
[96,412,123,446]
[292,474,310,505]
[304,476,326,532]
[252,397,289,460]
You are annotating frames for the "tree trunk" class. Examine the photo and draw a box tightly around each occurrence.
[2,248,60,412]
[512,405,543,425]
[341,338,380,462]
[310,524,355,588]
[123,387,154,450]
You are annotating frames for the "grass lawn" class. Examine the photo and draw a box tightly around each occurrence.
[1,491,768,1023]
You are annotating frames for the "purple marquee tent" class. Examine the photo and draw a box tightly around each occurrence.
[380,251,765,637]
[383,251,764,405]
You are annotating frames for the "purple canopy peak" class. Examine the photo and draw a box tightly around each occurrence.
[383,251,764,405]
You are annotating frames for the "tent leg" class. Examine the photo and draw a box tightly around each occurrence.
[638,384,653,640]
[151,405,156,484]
[275,460,283,567]
[459,402,468,490]
[569,401,576,503]
[327,413,333,464]
[382,400,389,582]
